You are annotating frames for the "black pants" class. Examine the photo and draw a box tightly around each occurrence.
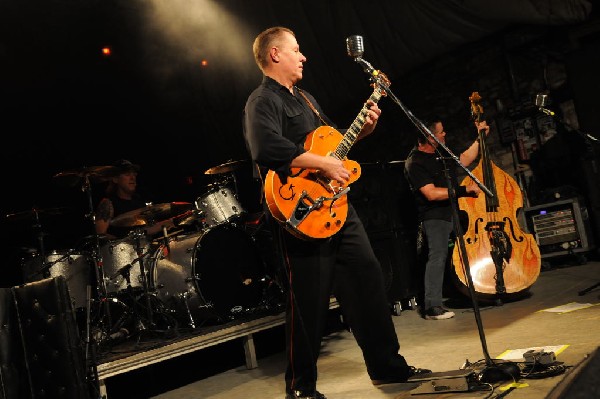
[272,204,410,392]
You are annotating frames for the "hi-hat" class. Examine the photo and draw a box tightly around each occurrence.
[5,207,68,222]
[204,159,249,175]
[53,165,116,186]
[110,202,194,228]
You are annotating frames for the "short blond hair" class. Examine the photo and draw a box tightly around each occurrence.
[253,26,295,73]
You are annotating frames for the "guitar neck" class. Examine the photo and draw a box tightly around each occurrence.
[333,88,384,160]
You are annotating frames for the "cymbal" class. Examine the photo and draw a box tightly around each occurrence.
[53,165,116,186]
[173,209,202,226]
[5,207,68,222]
[204,159,249,175]
[110,202,194,228]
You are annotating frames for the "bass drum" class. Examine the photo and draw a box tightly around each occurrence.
[149,224,267,326]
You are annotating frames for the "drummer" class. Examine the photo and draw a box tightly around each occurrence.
[95,159,176,239]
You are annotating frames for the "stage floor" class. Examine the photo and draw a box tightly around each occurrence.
[101,258,600,399]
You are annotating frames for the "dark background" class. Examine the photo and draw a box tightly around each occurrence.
[2,0,600,285]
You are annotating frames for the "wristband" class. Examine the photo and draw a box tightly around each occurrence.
[456,186,468,198]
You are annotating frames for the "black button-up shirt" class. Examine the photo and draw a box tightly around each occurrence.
[243,76,335,179]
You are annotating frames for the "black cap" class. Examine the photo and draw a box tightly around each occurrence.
[111,159,140,175]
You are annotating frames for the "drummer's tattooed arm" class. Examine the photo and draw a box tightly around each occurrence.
[96,198,114,223]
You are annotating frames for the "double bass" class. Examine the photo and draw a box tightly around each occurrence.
[451,92,541,300]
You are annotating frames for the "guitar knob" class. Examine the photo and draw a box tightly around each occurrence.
[325,222,331,228]
[335,220,342,226]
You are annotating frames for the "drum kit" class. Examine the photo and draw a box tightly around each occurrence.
[8,160,283,348]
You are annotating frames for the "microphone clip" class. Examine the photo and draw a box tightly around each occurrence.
[539,107,555,116]
[353,56,377,76]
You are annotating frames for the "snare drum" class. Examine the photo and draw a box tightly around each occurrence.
[148,224,266,326]
[195,185,245,228]
[22,250,91,309]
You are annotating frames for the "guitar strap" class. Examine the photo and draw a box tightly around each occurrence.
[296,87,327,126]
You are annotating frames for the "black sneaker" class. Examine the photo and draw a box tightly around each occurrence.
[371,366,433,385]
[285,389,327,399]
[424,306,455,320]
[407,366,433,379]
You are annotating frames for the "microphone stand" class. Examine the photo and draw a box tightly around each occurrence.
[350,53,519,383]
[539,106,599,295]
[538,107,598,144]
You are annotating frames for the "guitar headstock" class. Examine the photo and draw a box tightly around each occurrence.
[469,91,483,122]
[370,71,390,97]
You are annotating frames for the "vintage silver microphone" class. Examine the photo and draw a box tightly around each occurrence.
[346,35,364,59]
[535,93,548,107]
[345,35,376,76]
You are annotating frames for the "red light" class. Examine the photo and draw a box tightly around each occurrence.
[201,59,208,67]
[101,46,112,56]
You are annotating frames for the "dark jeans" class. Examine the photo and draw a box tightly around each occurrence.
[271,204,409,393]
[422,219,454,310]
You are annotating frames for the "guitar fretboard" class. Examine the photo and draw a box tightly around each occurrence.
[333,87,384,160]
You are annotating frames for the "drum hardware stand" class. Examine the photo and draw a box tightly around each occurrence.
[83,284,103,399]
[178,291,196,329]
[246,217,286,312]
[78,172,111,393]
[108,248,154,336]
[130,228,155,330]
[161,225,171,253]
[181,275,217,327]
[19,208,54,281]
[30,208,51,277]
[249,223,286,315]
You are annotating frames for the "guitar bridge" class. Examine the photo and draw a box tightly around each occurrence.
[286,187,350,229]
[287,191,321,228]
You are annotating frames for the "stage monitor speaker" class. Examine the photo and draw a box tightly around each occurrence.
[0,288,29,399]
[546,347,600,399]
[12,277,90,399]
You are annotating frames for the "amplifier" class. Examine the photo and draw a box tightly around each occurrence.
[524,197,595,258]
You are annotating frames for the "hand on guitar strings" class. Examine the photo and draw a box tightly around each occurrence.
[358,100,382,139]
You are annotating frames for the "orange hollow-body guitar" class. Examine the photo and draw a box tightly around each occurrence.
[265,84,387,239]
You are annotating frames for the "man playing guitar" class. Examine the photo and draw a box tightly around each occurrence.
[242,26,431,399]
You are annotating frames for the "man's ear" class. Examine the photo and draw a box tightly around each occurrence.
[270,47,279,63]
